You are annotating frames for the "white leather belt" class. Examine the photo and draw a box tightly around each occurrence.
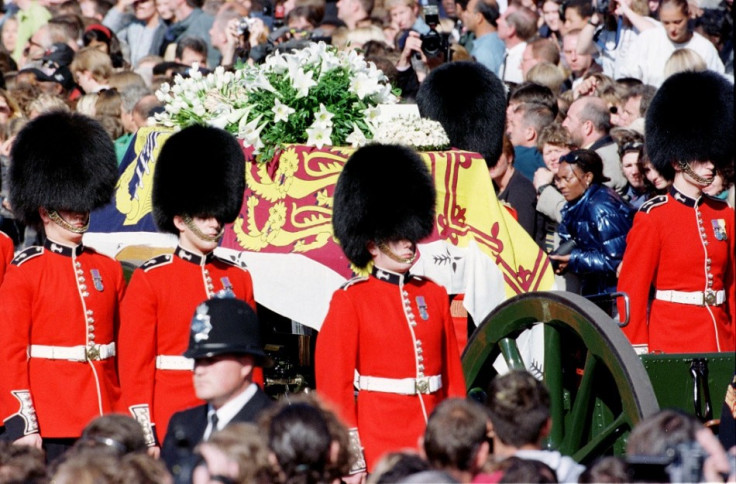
[357,375,442,395]
[655,289,726,306]
[29,343,116,362]
[156,355,194,370]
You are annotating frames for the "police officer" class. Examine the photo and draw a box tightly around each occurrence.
[161,297,273,475]
[618,70,735,354]
[0,112,124,460]
[315,144,467,475]
[118,125,256,452]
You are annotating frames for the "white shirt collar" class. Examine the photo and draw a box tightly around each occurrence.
[207,383,258,435]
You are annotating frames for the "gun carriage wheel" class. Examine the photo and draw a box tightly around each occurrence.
[462,291,659,464]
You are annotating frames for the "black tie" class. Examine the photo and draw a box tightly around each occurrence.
[209,412,219,439]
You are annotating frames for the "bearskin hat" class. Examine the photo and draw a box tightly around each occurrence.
[152,125,245,234]
[9,112,117,227]
[416,61,507,168]
[646,70,734,181]
[332,144,436,268]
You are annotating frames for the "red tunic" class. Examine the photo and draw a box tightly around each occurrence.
[0,231,13,285]
[118,246,256,444]
[618,187,735,353]
[315,267,466,470]
[0,241,124,439]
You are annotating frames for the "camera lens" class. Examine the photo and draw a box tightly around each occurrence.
[421,29,442,56]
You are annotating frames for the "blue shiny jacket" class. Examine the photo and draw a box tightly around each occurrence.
[558,184,635,293]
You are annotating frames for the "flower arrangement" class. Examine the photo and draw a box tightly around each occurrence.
[153,42,398,161]
[370,115,450,151]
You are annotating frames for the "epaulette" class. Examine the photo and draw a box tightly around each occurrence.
[340,276,369,290]
[639,195,668,213]
[11,247,43,266]
[214,254,248,270]
[141,254,174,272]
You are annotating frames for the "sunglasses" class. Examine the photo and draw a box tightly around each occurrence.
[621,141,643,153]
[559,152,581,164]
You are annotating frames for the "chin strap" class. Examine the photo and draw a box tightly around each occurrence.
[182,215,224,243]
[377,241,417,265]
[679,161,715,186]
[48,210,89,234]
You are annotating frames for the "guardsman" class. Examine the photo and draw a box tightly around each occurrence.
[315,144,466,475]
[618,70,735,354]
[0,112,124,460]
[161,297,273,476]
[118,125,256,454]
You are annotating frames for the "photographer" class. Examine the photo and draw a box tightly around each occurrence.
[575,0,656,79]
[209,3,268,67]
[395,3,452,99]
[627,410,732,483]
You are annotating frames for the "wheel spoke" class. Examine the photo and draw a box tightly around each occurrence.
[560,351,598,455]
[572,412,628,463]
[544,325,564,449]
[499,338,525,370]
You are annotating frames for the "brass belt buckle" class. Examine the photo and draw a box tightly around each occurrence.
[415,378,429,394]
[86,344,101,361]
[704,290,717,306]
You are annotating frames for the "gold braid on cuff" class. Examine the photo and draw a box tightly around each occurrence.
[348,428,367,474]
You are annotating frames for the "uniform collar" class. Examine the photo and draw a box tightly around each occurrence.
[372,266,411,285]
[669,185,702,207]
[175,246,214,265]
[44,239,84,257]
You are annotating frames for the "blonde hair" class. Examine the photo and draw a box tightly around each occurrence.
[525,62,566,95]
[331,27,350,51]
[346,25,387,49]
[70,47,113,83]
[385,0,415,11]
[27,94,70,118]
[76,93,99,116]
[664,48,707,78]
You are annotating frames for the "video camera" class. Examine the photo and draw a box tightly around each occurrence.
[626,441,731,483]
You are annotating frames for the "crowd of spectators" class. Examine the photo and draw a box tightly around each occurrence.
[2,371,735,483]
[0,0,733,480]
[0,0,731,283]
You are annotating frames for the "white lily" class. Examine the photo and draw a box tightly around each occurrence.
[306,124,333,149]
[350,72,381,100]
[346,124,367,147]
[290,67,317,99]
[272,98,295,123]
[313,104,334,128]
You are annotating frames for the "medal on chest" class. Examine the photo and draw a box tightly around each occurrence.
[90,269,104,291]
[416,296,429,320]
[220,276,235,296]
[712,219,727,241]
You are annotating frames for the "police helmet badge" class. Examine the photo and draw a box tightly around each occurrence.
[192,303,213,342]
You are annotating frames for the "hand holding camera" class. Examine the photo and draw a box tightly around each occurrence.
[549,239,576,274]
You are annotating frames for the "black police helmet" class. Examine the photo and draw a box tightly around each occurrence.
[183,297,271,366]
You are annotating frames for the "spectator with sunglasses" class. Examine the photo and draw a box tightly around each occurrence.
[549,149,634,297]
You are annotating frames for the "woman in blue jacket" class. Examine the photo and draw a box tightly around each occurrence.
[549,149,634,296]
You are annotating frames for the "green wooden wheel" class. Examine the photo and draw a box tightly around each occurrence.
[462,291,659,464]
